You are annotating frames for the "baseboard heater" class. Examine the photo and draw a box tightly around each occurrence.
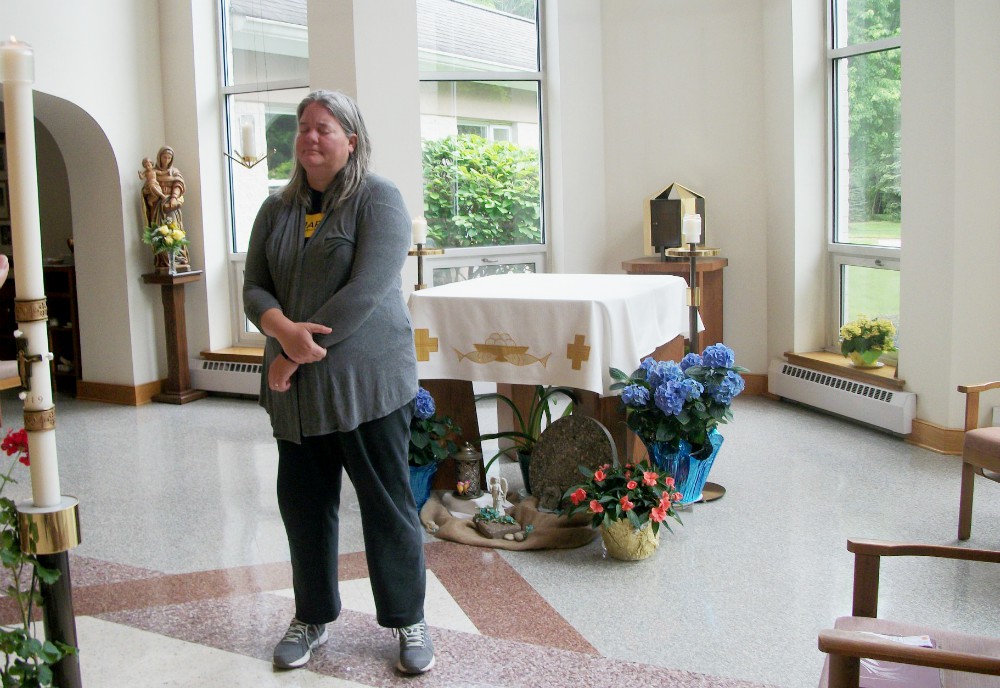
[767,359,916,435]
[189,358,261,397]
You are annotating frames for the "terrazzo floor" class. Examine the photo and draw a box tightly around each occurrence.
[0,390,998,687]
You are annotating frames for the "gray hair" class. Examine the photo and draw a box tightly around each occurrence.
[280,90,372,210]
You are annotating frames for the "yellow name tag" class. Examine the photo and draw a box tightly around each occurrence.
[305,212,323,238]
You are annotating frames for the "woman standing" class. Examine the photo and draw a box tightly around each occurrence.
[243,90,433,674]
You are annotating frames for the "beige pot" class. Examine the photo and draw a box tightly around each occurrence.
[600,519,660,561]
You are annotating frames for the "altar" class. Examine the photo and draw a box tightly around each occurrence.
[408,273,697,486]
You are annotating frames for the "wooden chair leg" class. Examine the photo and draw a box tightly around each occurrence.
[826,652,860,688]
[959,461,975,540]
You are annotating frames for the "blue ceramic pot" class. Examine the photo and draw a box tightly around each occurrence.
[408,462,439,512]
[643,429,723,505]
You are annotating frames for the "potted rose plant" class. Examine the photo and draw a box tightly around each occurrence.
[839,315,896,368]
[559,459,684,560]
[610,343,747,504]
[408,387,461,511]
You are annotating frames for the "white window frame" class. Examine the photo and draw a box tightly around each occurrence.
[218,1,308,346]
[826,1,901,352]
[418,2,547,279]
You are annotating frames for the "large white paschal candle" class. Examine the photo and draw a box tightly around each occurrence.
[0,37,61,508]
[682,213,702,245]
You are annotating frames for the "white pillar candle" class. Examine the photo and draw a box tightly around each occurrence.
[1,37,61,508]
[239,114,256,160]
[682,213,702,245]
[411,216,428,245]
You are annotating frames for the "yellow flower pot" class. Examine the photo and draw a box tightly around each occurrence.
[600,519,660,561]
[847,350,883,369]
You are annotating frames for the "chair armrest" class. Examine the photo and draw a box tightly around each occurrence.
[957,381,1000,395]
[957,381,1000,431]
[819,628,1000,675]
[848,539,1000,564]
[846,539,1000,618]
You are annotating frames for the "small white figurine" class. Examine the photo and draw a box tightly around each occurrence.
[489,476,508,513]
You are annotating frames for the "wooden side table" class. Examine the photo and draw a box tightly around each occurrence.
[142,270,207,404]
[622,256,729,348]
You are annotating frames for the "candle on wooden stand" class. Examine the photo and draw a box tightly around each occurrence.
[411,216,428,245]
[0,37,61,508]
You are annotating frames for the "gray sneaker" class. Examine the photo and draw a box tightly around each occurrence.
[273,618,328,669]
[394,619,435,674]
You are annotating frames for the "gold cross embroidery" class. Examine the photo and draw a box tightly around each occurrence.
[566,334,590,370]
[414,328,439,362]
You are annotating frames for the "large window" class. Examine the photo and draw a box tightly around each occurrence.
[417,0,545,285]
[829,0,901,356]
[220,0,309,343]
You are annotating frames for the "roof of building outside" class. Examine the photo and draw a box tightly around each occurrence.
[229,0,536,72]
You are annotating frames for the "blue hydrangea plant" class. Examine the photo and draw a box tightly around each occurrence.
[610,344,748,454]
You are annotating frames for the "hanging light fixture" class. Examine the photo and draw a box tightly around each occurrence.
[224,112,272,169]
[223,0,274,170]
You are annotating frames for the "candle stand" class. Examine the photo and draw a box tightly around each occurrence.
[17,495,82,688]
[664,243,726,503]
[408,244,444,291]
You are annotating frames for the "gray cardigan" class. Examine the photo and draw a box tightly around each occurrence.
[243,174,418,442]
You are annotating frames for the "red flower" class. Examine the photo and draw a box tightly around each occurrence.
[672,492,683,502]
[589,499,604,514]
[626,480,638,490]
[642,471,658,486]
[664,476,675,487]
[619,496,634,512]
[570,488,588,506]
[593,469,606,482]
[650,506,667,523]
[2,428,27,457]
[659,492,673,509]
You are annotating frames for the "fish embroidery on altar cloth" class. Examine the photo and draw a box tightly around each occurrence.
[454,332,551,368]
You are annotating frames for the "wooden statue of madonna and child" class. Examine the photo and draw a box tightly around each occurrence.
[139,145,190,273]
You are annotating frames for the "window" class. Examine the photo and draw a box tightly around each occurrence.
[220,0,309,343]
[829,0,901,355]
[417,0,544,285]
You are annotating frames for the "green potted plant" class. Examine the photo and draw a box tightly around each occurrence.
[839,314,896,368]
[474,385,578,494]
[408,387,461,511]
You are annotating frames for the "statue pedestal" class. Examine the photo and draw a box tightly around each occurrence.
[141,270,207,404]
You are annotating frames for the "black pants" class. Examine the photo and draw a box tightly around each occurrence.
[276,402,425,628]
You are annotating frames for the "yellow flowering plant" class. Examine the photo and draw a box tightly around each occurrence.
[142,221,188,256]
[839,315,897,357]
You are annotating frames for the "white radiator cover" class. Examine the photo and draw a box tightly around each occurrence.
[189,358,261,397]
[767,359,916,435]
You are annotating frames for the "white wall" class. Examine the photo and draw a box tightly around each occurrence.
[597,0,770,370]
[543,0,607,275]
[902,1,1000,426]
[2,0,167,387]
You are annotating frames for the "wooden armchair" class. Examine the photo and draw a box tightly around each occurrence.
[957,381,1000,540]
[818,539,1000,688]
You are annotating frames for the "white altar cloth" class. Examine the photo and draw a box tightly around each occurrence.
[408,273,696,395]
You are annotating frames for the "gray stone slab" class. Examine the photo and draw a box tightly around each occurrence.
[530,416,618,510]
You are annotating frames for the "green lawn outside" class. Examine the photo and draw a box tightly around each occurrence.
[845,220,900,245]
